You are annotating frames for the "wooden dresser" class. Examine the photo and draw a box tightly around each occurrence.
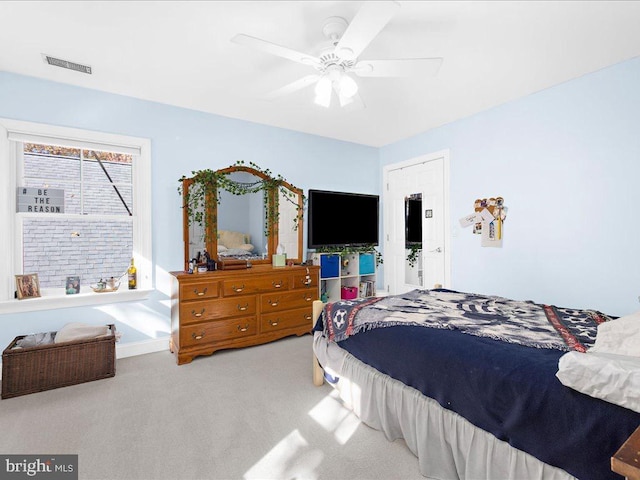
[170,264,320,365]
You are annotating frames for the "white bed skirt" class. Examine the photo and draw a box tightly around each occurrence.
[313,332,575,480]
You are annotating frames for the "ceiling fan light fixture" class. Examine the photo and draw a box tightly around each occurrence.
[314,75,332,107]
[314,93,331,108]
[339,74,358,98]
[338,92,354,107]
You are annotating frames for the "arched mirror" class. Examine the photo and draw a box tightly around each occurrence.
[180,164,303,268]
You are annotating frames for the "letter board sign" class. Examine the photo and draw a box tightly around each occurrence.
[16,187,65,213]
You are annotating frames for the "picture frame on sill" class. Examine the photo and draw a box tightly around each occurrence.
[66,276,80,295]
[15,273,41,300]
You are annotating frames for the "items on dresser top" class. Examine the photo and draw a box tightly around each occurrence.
[217,258,251,270]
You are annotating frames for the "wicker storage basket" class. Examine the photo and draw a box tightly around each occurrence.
[2,325,116,399]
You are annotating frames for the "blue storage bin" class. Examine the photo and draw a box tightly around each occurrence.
[359,253,375,275]
[320,255,340,278]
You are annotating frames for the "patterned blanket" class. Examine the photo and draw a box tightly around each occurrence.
[322,289,611,352]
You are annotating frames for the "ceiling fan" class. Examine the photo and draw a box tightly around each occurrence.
[231,1,443,109]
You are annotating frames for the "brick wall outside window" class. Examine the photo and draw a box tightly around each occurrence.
[21,152,133,290]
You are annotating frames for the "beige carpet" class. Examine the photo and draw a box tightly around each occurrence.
[0,335,423,480]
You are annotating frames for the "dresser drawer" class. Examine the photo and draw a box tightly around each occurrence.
[261,290,316,313]
[223,275,290,296]
[261,307,313,333]
[292,270,318,290]
[181,316,257,347]
[179,296,257,325]
[180,280,219,301]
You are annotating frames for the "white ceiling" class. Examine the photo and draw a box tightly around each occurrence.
[1,1,640,147]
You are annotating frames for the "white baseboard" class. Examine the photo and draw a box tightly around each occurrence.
[115,336,170,359]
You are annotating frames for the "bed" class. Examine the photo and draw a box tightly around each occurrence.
[216,230,264,260]
[311,289,640,480]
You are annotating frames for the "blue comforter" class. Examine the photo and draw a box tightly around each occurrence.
[316,290,640,480]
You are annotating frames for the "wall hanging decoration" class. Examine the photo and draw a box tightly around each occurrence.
[459,197,507,248]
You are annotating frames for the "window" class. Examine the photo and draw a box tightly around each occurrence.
[0,118,152,311]
[22,144,134,289]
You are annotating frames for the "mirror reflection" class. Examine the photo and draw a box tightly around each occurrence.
[217,171,268,260]
[276,188,302,262]
[405,193,422,286]
[187,201,205,261]
[181,164,304,268]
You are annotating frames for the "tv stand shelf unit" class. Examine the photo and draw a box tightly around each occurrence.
[311,252,376,303]
[170,264,320,365]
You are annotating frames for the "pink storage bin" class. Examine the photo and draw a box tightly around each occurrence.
[341,286,358,300]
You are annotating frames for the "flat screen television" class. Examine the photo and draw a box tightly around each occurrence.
[307,189,379,248]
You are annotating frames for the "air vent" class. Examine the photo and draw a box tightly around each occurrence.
[42,54,92,74]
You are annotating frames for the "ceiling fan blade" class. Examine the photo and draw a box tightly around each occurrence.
[352,58,443,77]
[231,34,321,68]
[263,74,320,100]
[335,1,401,60]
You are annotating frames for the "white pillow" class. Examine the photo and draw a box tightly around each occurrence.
[236,243,254,252]
[217,244,228,252]
[219,230,250,249]
[55,322,110,344]
[557,351,640,413]
[589,311,640,357]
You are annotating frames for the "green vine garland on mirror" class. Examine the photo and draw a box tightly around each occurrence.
[178,160,304,240]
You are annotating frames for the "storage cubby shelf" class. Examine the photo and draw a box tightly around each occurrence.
[311,252,377,303]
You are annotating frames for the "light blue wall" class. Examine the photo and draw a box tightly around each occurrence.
[2,53,638,353]
[381,56,640,316]
[0,71,378,349]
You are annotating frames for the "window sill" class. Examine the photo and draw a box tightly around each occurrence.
[0,288,153,314]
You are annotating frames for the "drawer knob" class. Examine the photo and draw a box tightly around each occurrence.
[303,295,312,302]
[192,332,205,340]
[303,276,312,285]
[237,303,250,312]
[304,314,312,321]
[272,281,283,288]
[269,319,280,327]
[194,287,208,296]
[232,284,245,293]
[191,308,205,318]
[269,299,280,307]
[237,324,250,332]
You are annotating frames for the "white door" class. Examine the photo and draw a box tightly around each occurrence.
[383,151,449,295]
